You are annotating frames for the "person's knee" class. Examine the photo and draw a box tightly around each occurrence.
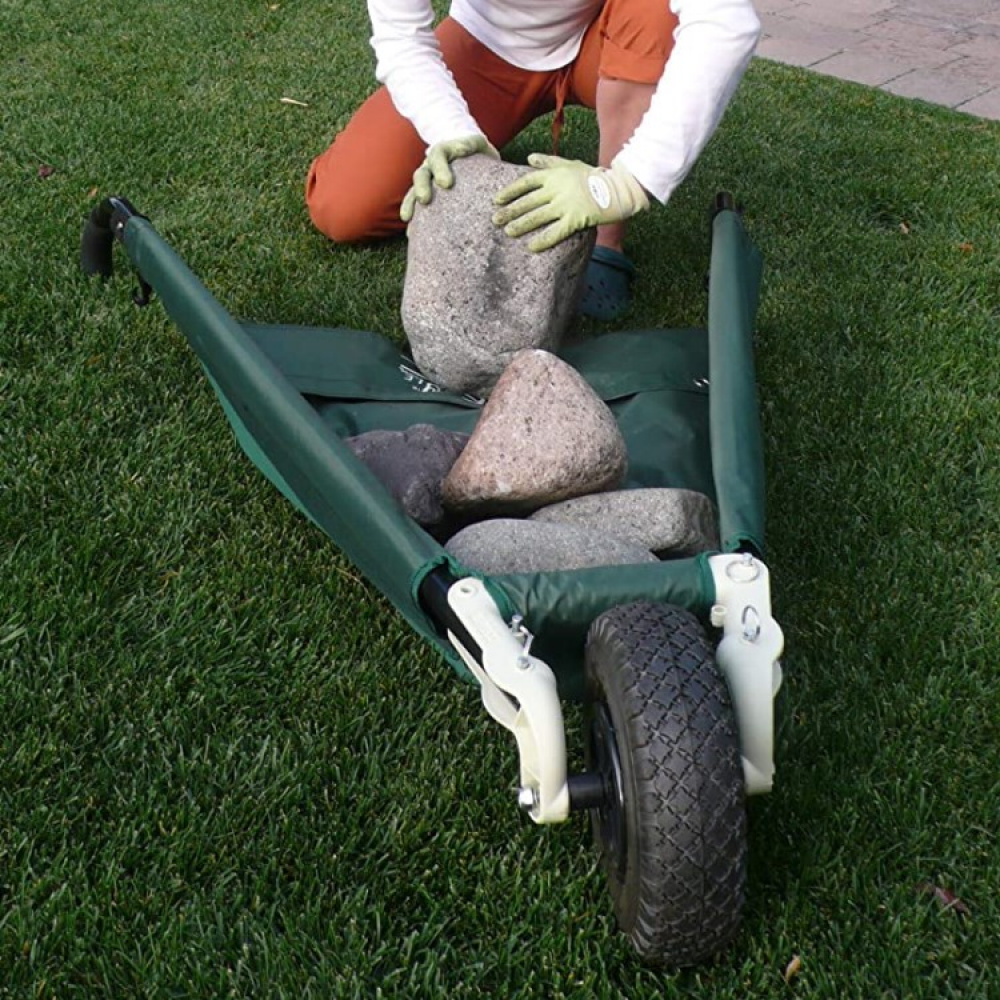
[307,191,365,244]
[306,159,374,243]
[306,142,410,243]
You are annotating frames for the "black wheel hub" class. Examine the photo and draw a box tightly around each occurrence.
[588,701,627,879]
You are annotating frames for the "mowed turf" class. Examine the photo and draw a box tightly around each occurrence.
[2,1,999,996]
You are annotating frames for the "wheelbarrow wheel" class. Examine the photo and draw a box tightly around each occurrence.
[584,601,746,966]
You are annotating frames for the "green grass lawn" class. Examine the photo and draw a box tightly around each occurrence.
[3,1,1000,996]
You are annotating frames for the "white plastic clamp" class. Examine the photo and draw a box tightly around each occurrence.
[708,553,784,794]
[445,578,570,824]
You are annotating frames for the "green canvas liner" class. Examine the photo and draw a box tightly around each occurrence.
[121,206,764,697]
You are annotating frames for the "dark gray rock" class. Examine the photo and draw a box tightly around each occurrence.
[402,155,595,397]
[445,519,657,575]
[529,488,720,557]
[345,424,470,533]
[441,349,627,516]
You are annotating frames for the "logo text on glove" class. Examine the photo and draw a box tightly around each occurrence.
[587,174,612,210]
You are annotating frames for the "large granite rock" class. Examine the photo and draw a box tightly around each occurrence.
[402,155,594,397]
[445,519,658,575]
[345,424,469,534]
[530,488,720,557]
[441,349,627,516]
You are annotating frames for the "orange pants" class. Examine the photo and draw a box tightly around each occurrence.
[306,0,678,243]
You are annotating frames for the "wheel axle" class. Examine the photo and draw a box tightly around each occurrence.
[567,771,609,811]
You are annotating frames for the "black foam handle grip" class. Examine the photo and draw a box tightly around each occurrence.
[80,199,117,279]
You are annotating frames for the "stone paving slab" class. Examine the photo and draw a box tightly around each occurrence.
[759,11,864,48]
[901,0,998,18]
[756,0,807,12]
[864,19,975,51]
[954,56,1000,85]
[810,50,923,88]
[788,2,890,32]
[882,66,993,107]
[756,0,1000,121]
[947,34,1000,61]
[852,34,965,70]
[959,87,1000,117]
[755,35,844,67]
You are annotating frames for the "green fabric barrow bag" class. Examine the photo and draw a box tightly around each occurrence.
[124,208,764,698]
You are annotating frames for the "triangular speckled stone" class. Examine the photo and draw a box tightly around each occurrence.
[441,349,627,516]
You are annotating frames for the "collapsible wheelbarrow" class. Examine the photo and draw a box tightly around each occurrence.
[81,193,783,966]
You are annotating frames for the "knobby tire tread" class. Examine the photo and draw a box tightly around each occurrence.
[585,602,747,966]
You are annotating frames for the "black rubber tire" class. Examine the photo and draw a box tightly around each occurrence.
[584,601,747,966]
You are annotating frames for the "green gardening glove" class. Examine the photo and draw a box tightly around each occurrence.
[400,134,500,222]
[492,154,649,251]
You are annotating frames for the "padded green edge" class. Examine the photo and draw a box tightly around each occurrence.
[492,555,715,700]
[205,371,483,679]
[708,208,766,554]
[124,219,463,664]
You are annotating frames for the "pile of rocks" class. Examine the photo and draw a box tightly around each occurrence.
[347,350,719,573]
[344,157,720,574]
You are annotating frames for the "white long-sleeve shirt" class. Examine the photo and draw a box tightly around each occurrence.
[366,0,761,204]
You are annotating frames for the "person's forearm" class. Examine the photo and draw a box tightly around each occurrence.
[367,0,483,145]
[614,0,761,204]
